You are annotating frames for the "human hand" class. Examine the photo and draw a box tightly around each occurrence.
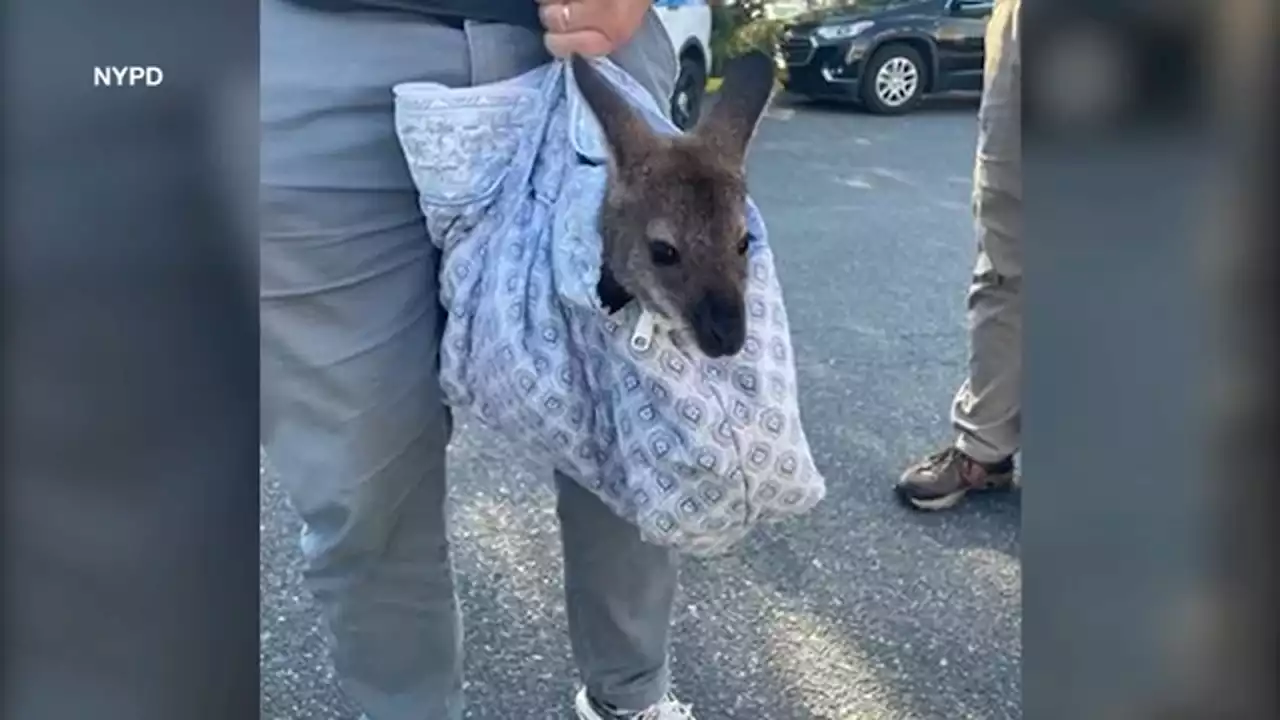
[538,0,653,58]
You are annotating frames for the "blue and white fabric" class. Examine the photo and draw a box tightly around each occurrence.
[393,57,824,556]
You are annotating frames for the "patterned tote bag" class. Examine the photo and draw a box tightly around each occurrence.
[394,55,825,556]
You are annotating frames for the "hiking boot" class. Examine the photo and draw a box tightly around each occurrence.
[574,688,696,720]
[896,446,1015,511]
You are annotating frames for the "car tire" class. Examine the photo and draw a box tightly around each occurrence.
[860,44,927,115]
[671,53,707,131]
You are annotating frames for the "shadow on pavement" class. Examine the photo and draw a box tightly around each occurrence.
[906,490,1022,559]
[262,447,1019,720]
[712,488,1021,719]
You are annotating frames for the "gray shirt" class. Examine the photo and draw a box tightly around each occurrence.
[281,0,541,28]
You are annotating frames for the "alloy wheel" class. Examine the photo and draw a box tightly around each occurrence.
[874,56,920,108]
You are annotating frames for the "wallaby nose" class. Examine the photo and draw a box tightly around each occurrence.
[690,291,746,358]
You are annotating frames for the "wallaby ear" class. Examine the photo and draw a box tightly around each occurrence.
[695,50,775,163]
[571,54,658,171]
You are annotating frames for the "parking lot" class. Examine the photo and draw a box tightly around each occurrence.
[260,94,1022,720]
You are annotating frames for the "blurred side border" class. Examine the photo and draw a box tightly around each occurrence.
[2,1,261,718]
[1023,0,1277,717]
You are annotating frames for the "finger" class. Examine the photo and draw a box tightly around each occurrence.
[544,30,613,58]
[567,0,650,51]
[537,1,575,33]
[548,0,612,37]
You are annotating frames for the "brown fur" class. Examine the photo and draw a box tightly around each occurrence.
[571,51,775,358]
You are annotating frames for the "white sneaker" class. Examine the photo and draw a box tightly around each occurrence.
[573,687,696,719]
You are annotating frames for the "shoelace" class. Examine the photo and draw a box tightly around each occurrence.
[924,446,962,471]
[926,447,996,488]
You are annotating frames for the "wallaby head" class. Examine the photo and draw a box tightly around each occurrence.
[571,51,775,358]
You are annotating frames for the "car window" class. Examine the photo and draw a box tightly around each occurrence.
[821,0,914,8]
[786,0,923,24]
[951,0,994,13]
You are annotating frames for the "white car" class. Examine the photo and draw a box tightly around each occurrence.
[652,0,713,130]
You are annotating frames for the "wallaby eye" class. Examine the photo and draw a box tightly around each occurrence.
[737,234,752,255]
[648,240,680,266]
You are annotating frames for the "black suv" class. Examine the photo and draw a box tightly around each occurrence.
[781,0,993,114]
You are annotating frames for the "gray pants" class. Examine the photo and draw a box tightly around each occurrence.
[951,0,1022,465]
[260,2,680,718]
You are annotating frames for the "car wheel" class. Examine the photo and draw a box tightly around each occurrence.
[671,53,706,131]
[860,44,926,115]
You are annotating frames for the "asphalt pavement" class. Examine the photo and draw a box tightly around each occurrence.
[260,93,1021,720]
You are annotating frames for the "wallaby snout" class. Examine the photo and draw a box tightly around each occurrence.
[573,50,775,358]
[690,289,747,358]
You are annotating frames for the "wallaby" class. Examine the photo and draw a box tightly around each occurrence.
[571,51,776,359]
